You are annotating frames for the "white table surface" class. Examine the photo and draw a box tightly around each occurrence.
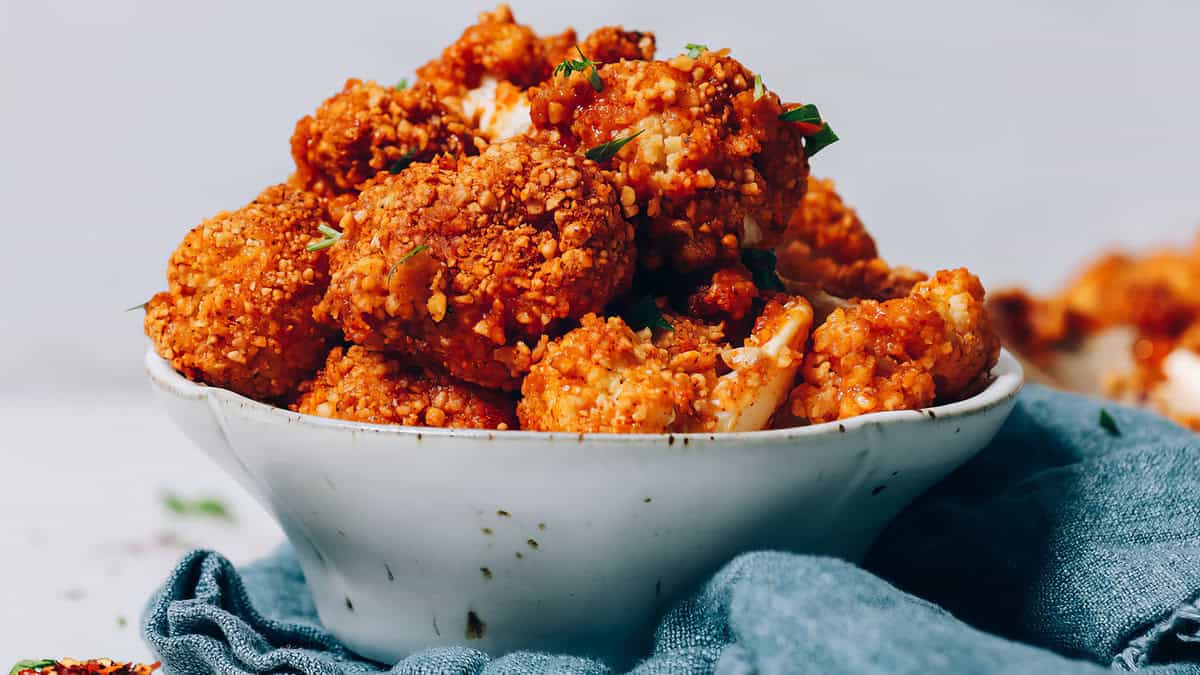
[0,391,284,666]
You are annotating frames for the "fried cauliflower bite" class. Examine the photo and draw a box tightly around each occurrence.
[790,269,1000,424]
[437,17,657,142]
[295,346,517,429]
[145,184,337,400]
[990,237,1200,430]
[547,26,657,65]
[290,79,476,197]
[518,296,813,433]
[417,5,558,99]
[529,49,810,273]
[777,176,926,302]
[317,138,637,390]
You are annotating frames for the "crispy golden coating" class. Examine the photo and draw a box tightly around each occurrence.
[145,185,336,400]
[416,5,557,98]
[317,138,637,389]
[290,79,476,197]
[991,236,1200,430]
[519,296,813,433]
[686,264,759,324]
[790,268,999,423]
[777,176,926,300]
[529,49,809,272]
[518,313,718,433]
[295,346,516,429]
[561,26,656,64]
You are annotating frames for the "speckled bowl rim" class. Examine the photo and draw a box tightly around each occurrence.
[145,346,1023,443]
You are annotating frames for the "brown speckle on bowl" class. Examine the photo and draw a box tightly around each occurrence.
[871,485,887,496]
[527,538,539,550]
[668,435,675,445]
[345,596,354,611]
[481,527,493,535]
[838,424,846,433]
[497,510,511,517]
[537,522,546,531]
[385,563,394,581]
[515,551,524,559]
[480,567,492,579]
[643,497,652,503]
[465,611,486,639]
[432,614,441,636]
[336,529,347,537]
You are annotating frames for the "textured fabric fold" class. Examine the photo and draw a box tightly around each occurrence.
[867,386,1200,669]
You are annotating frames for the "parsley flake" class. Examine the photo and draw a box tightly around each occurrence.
[10,660,56,675]
[387,244,431,282]
[779,103,822,124]
[554,46,603,92]
[125,300,150,313]
[803,123,839,157]
[741,249,786,291]
[394,78,409,91]
[388,147,418,174]
[779,104,839,157]
[625,295,672,331]
[753,74,765,101]
[306,224,343,252]
[584,130,644,162]
[163,492,233,520]
[685,43,708,58]
[1099,409,1121,436]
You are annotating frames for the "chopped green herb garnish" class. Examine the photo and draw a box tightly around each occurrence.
[625,295,672,331]
[307,223,343,252]
[753,74,765,101]
[387,244,431,282]
[10,661,56,675]
[163,492,233,520]
[554,46,604,92]
[741,249,786,292]
[684,43,708,58]
[584,130,644,162]
[779,103,822,124]
[803,123,839,157]
[117,616,128,628]
[394,78,409,91]
[779,103,839,156]
[1099,409,1121,436]
[125,301,149,313]
[388,148,418,174]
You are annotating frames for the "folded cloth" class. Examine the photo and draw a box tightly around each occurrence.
[866,385,1200,671]
[144,386,1200,674]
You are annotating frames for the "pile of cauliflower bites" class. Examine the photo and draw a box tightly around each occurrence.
[145,5,1000,433]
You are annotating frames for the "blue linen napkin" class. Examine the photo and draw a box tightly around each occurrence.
[143,386,1200,674]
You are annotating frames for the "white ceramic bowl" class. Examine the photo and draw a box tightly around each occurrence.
[145,347,1022,665]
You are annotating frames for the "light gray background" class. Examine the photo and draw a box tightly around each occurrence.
[1,0,1197,394]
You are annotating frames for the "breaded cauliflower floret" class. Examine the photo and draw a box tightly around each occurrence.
[295,346,516,429]
[290,79,476,197]
[518,296,813,433]
[317,138,637,390]
[529,49,809,273]
[145,184,336,400]
[518,314,716,433]
[777,176,926,301]
[416,5,557,99]
[548,26,656,64]
[790,269,1000,424]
